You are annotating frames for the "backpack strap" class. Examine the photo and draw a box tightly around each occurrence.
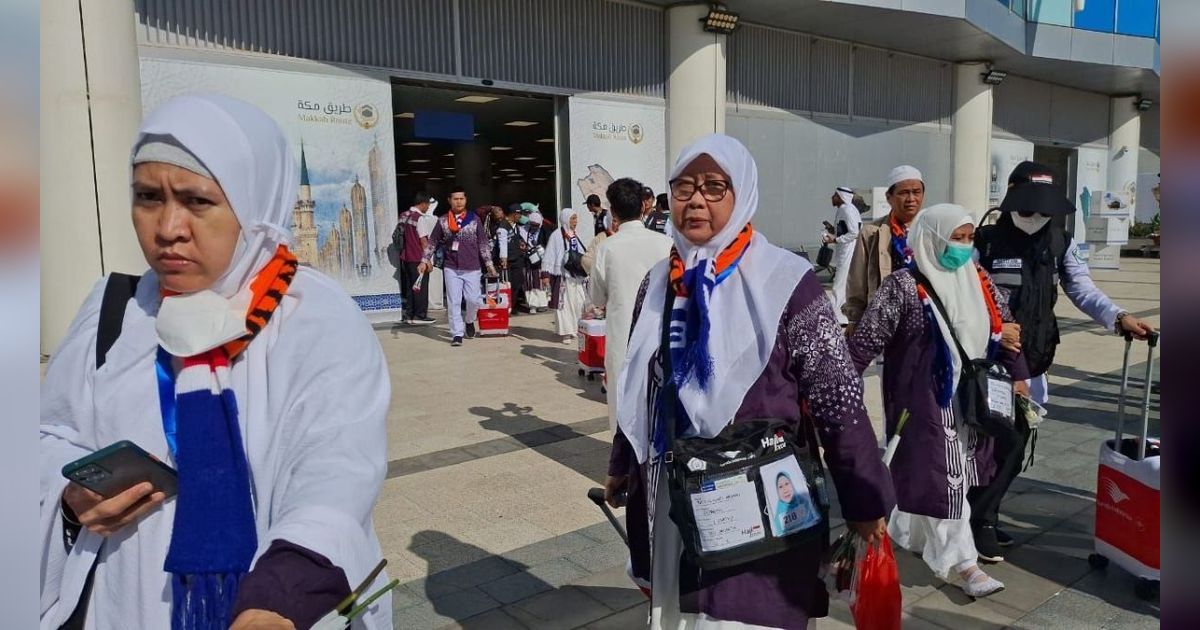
[95,273,141,370]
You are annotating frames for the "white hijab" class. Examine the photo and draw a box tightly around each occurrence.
[134,93,296,357]
[909,203,991,393]
[616,134,811,463]
[559,207,579,237]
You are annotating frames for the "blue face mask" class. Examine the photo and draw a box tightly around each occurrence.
[938,242,974,270]
[518,216,530,225]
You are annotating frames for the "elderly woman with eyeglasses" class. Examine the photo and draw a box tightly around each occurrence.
[603,134,894,629]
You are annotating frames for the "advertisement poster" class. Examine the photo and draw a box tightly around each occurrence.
[568,97,666,242]
[140,57,401,320]
[988,137,1034,209]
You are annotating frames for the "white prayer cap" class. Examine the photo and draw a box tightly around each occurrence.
[887,165,923,188]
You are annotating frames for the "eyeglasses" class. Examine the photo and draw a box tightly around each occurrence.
[670,178,731,202]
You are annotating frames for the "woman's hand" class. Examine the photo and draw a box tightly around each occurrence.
[228,609,296,630]
[62,481,166,537]
[1001,322,1021,353]
[604,475,629,509]
[417,261,432,275]
[1014,380,1031,399]
[848,518,887,546]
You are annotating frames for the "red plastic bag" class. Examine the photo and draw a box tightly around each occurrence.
[850,531,901,630]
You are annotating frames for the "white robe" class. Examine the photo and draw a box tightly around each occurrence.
[39,269,392,630]
[830,202,861,325]
[544,227,589,336]
[588,222,672,431]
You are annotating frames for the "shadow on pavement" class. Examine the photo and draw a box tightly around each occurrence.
[471,403,610,484]
[404,530,646,629]
[518,343,607,404]
[509,323,564,344]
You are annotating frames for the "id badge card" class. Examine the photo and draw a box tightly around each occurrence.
[688,472,765,552]
[450,240,460,252]
[760,455,822,537]
[986,374,1014,419]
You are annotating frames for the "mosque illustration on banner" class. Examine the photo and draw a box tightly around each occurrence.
[290,136,392,282]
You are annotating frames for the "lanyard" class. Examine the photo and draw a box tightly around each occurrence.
[155,347,178,458]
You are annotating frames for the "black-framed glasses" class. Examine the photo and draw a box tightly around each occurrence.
[670,178,731,202]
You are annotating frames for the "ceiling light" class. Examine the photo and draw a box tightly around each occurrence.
[505,121,538,127]
[515,157,536,161]
[394,112,414,119]
[403,141,431,147]
[537,138,554,143]
[491,146,512,151]
[409,159,429,163]
[456,95,500,104]
[499,168,517,172]
[1135,98,1153,111]
[411,170,429,174]
[443,153,454,157]
[427,177,442,180]
[534,177,547,181]
[981,68,1007,85]
[701,4,740,34]
[536,164,554,168]
[511,180,525,183]
[443,167,455,170]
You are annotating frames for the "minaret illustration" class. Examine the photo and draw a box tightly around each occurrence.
[291,142,319,267]
[367,135,389,269]
[350,175,371,276]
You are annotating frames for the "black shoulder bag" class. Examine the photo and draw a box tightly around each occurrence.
[910,269,1016,437]
[657,283,829,571]
[562,231,588,278]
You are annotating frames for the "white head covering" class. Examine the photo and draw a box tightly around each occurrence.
[908,203,991,394]
[834,186,855,208]
[888,165,923,188]
[134,93,297,356]
[559,207,578,235]
[617,134,811,463]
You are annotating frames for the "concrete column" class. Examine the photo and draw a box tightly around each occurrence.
[40,0,142,354]
[1106,96,1141,220]
[666,4,726,168]
[950,62,993,218]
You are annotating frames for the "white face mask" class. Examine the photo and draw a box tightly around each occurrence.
[1012,213,1051,235]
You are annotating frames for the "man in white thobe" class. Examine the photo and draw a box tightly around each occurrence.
[590,178,673,431]
[824,186,861,325]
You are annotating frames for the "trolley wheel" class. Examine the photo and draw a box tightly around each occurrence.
[1135,578,1159,601]
[578,368,585,377]
[587,373,595,381]
[1087,553,1109,570]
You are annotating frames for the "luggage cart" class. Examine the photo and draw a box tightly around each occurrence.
[1088,331,1160,601]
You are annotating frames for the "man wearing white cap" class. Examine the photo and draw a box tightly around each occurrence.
[824,186,861,325]
[843,164,925,332]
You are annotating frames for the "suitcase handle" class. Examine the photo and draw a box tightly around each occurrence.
[1114,331,1159,460]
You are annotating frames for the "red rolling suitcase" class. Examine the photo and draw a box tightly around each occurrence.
[1088,332,1159,601]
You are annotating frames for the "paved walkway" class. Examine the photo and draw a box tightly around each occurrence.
[374,259,1160,629]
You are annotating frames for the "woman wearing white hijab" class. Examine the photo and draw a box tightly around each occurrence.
[603,134,894,628]
[543,208,589,344]
[39,94,391,630]
[847,203,1030,597]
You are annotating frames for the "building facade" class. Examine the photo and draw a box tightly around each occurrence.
[40,0,1161,352]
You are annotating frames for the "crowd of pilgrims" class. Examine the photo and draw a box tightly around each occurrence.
[39,92,1155,630]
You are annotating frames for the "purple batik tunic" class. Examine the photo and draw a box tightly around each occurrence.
[609,272,895,629]
[846,267,1029,519]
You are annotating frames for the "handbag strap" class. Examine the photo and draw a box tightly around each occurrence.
[658,277,679,455]
[909,268,974,367]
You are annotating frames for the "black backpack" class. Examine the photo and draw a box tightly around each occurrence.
[387,223,405,268]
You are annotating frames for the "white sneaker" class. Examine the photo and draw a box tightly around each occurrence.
[959,565,1005,598]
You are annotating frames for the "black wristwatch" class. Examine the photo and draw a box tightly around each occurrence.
[1114,311,1130,335]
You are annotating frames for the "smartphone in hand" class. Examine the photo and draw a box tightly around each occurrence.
[62,440,178,499]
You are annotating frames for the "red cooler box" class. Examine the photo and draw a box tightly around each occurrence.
[1089,333,1160,601]
[577,318,605,378]
[478,288,510,336]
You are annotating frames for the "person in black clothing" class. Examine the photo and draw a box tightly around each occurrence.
[396,192,436,324]
[494,205,527,314]
[586,194,607,236]
[642,188,669,233]
[968,161,1156,562]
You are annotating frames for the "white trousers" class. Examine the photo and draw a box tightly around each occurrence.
[444,268,481,338]
[830,246,853,325]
